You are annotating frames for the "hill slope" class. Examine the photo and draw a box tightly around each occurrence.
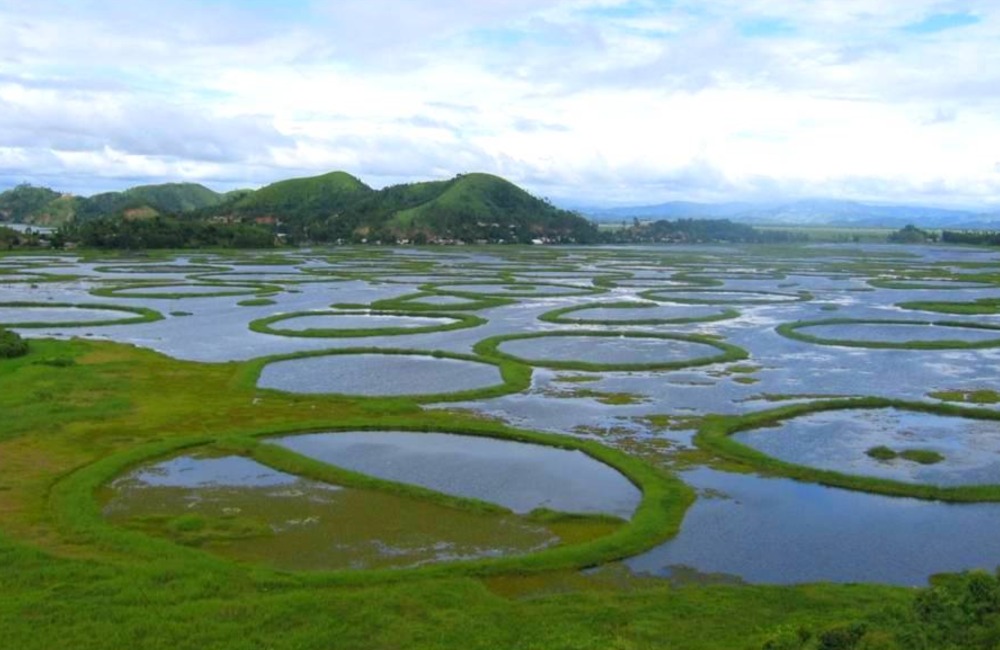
[1,171,597,244]
[228,171,374,218]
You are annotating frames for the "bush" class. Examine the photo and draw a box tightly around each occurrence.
[0,327,28,358]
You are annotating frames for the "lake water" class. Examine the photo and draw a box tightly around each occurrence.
[273,430,641,517]
[257,353,503,396]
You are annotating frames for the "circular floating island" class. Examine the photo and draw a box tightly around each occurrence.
[427,281,604,299]
[102,452,561,571]
[640,288,810,304]
[695,398,1000,501]
[540,301,738,326]
[92,282,281,299]
[93,264,231,274]
[868,278,997,290]
[0,301,163,327]
[475,330,747,371]
[249,310,483,338]
[777,318,1000,349]
[90,426,686,574]
[192,272,349,284]
[255,350,527,400]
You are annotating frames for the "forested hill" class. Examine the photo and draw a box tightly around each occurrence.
[0,182,231,226]
[2,171,597,245]
[193,171,596,244]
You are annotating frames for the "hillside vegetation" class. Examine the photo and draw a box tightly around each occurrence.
[0,182,229,226]
[1,171,597,245]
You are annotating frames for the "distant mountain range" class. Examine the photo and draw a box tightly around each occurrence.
[5,173,1000,239]
[583,199,1000,229]
[0,172,597,244]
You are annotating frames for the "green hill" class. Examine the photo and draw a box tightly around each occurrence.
[2,171,597,245]
[0,184,69,225]
[293,172,596,244]
[229,171,373,218]
[389,173,594,243]
[75,183,227,221]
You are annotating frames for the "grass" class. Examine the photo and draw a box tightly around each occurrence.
[898,298,1000,315]
[695,397,1000,502]
[639,288,812,305]
[930,388,1000,404]
[474,330,749,372]
[90,281,282,300]
[776,318,1000,350]
[0,301,164,327]
[237,298,277,307]
[240,346,533,404]
[899,449,945,465]
[866,445,898,461]
[424,280,606,299]
[538,300,739,326]
[370,291,516,312]
[0,337,923,650]
[249,309,485,338]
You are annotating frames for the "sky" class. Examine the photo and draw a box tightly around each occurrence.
[1,0,999,209]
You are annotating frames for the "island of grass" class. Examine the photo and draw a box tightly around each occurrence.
[930,388,1000,405]
[424,280,606,299]
[639,288,812,305]
[90,281,282,300]
[247,347,533,403]
[695,397,1000,502]
[776,317,1000,350]
[538,301,739,326]
[474,330,748,372]
[866,445,945,465]
[898,298,1000,315]
[249,309,484,338]
[0,300,164,327]
[369,290,516,312]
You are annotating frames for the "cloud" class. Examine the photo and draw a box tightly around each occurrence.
[0,0,999,209]
[902,12,981,34]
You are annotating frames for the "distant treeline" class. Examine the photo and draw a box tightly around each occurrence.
[941,230,1000,246]
[601,218,807,244]
[61,216,274,250]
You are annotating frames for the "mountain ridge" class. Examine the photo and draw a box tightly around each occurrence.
[582,198,1000,228]
[2,171,597,244]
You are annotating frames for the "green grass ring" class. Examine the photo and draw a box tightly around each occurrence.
[897,299,1000,316]
[423,280,606,299]
[640,288,812,305]
[776,317,1000,350]
[370,291,517,312]
[249,310,485,338]
[50,421,693,582]
[694,397,1000,502]
[90,281,284,300]
[539,301,740,326]
[244,347,532,403]
[474,330,748,372]
[868,278,998,290]
[92,264,232,274]
[0,301,164,328]
[188,272,352,284]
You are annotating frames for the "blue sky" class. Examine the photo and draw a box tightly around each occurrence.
[0,0,998,208]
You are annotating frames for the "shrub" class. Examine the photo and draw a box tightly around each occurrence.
[0,327,28,358]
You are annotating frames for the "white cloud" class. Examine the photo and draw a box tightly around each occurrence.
[0,0,998,208]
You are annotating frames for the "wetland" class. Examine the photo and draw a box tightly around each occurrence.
[3,242,1000,648]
